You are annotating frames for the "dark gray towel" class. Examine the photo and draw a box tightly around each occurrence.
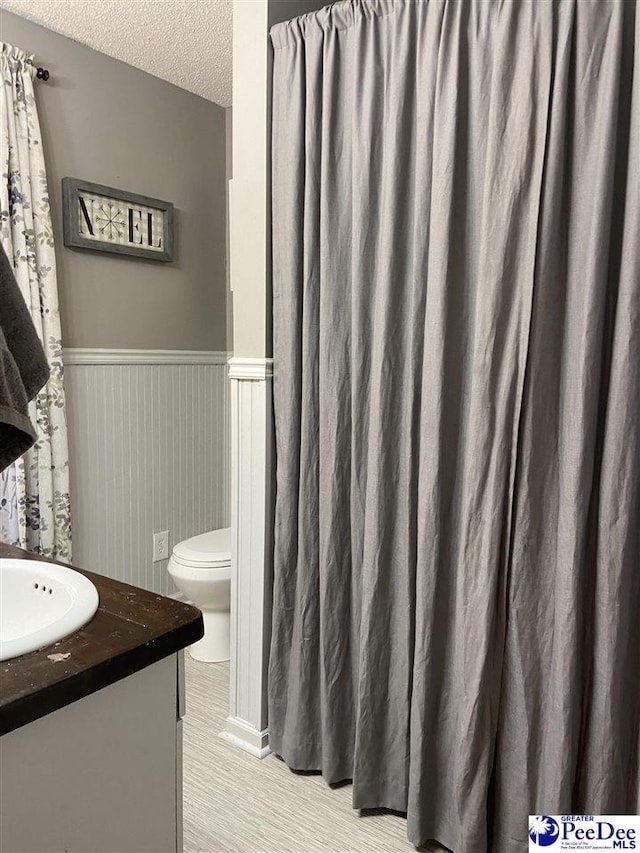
[0,245,50,472]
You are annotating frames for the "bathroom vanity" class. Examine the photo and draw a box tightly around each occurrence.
[0,543,203,853]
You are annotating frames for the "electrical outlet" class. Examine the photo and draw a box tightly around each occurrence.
[153,530,170,562]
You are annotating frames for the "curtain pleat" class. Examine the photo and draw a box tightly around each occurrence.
[269,2,639,850]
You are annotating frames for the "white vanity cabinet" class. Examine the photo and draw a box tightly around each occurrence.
[0,544,202,853]
[0,652,186,853]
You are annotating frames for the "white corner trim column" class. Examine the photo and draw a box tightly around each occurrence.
[220,357,274,758]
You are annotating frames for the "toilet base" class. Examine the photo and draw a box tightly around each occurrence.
[189,609,230,663]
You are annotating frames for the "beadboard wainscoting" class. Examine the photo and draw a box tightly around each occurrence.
[63,349,230,597]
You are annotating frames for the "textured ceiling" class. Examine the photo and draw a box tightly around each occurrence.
[0,0,233,107]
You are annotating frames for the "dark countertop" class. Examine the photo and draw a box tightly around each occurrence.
[0,544,203,736]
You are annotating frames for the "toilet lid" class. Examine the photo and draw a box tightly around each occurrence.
[173,527,231,566]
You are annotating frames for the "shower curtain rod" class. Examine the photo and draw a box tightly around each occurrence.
[25,57,49,81]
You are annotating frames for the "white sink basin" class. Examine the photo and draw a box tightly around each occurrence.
[0,559,99,662]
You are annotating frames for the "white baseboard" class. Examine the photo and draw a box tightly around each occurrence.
[219,716,271,759]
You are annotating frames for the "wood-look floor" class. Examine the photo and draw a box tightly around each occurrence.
[182,655,444,853]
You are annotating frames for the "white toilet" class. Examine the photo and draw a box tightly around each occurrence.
[167,527,231,662]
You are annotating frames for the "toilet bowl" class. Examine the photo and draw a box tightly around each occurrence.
[167,527,231,662]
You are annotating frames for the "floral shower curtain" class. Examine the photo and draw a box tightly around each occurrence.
[0,42,71,561]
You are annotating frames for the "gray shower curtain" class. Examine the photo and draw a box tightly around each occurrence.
[269,1,639,850]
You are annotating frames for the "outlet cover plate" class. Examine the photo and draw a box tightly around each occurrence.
[153,530,170,562]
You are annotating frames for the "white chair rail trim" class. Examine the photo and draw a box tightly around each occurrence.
[228,357,274,380]
[63,348,231,365]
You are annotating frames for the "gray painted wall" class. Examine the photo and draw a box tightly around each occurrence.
[0,9,227,350]
[268,0,328,25]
